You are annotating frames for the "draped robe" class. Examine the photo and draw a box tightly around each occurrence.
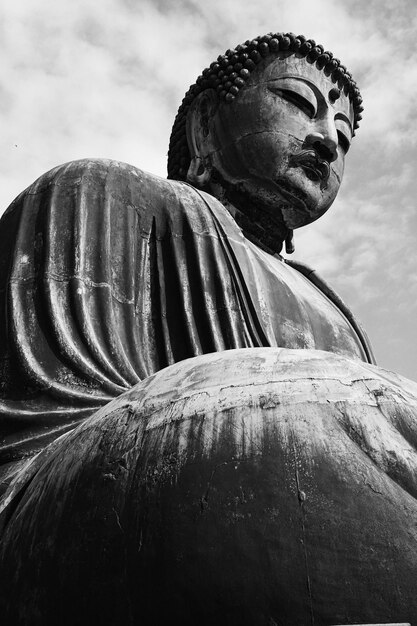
[0,159,374,486]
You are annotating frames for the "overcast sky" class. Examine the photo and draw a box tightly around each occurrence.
[1,0,417,379]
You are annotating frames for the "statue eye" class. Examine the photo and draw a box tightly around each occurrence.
[337,130,350,153]
[269,86,316,119]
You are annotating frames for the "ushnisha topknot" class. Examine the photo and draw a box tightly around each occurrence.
[167,32,364,181]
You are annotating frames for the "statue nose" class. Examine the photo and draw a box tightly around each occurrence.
[305,131,338,163]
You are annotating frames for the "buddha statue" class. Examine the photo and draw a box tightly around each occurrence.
[0,32,416,626]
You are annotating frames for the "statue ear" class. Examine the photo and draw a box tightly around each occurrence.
[185,89,218,187]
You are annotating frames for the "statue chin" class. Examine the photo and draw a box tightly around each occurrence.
[279,197,329,230]
[273,176,333,229]
[209,165,334,236]
[1,348,417,625]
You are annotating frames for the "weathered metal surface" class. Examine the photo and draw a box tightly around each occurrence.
[0,35,410,626]
[1,348,416,625]
[0,159,370,486]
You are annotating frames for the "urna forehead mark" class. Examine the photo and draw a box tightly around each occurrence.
[329,87,341,102]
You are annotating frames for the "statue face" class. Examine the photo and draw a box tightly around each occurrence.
[207,54,355,229]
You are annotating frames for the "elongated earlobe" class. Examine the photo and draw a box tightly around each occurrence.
[285,229,295,254]
[185,89,218,188]
[186,156,211,187]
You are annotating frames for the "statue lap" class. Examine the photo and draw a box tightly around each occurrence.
[0,348,416,625]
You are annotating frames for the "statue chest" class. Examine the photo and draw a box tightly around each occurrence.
[236,239,368,362]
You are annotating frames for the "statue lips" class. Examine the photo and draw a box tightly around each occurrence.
[289,150,331,190]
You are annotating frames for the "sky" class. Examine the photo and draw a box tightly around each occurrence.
[1,0,417,379]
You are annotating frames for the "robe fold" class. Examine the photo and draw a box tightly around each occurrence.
[0,159,373,480]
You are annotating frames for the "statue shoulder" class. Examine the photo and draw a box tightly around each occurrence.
[285,258,376,365]
[2,159,227,233]
[5,158,175,209]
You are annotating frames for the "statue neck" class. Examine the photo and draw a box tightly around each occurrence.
[227,203,285,255]
[207,174,291,256]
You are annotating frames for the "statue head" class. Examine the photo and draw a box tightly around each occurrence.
[167,33,363,253]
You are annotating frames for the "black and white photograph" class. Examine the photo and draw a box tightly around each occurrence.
[0,1,416,624]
